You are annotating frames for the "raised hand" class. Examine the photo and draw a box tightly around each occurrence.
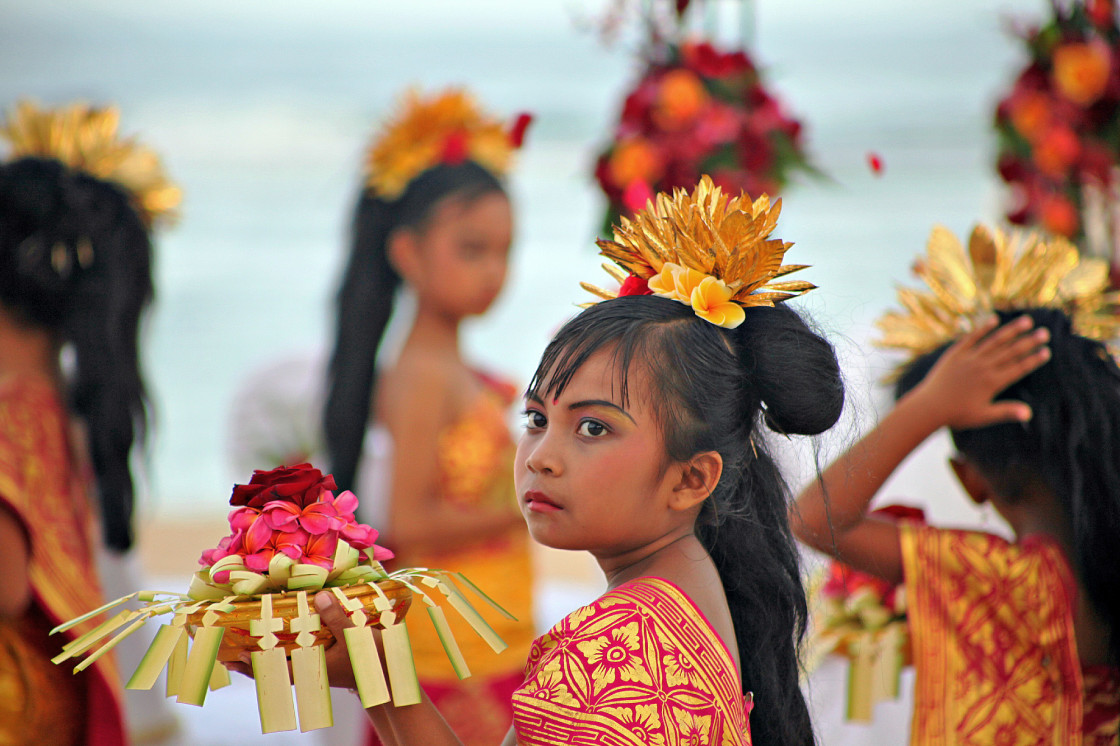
[912,315,1050,430]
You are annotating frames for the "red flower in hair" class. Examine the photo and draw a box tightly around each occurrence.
[508,113,534,148]
[440,129,469,164]
[618,274,653,297]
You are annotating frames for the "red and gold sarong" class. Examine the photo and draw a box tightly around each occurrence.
[901,524,1118,745]
[0,378,125,746]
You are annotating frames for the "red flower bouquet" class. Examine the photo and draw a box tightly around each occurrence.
[994,0,1120,262]
[594,37,814,230]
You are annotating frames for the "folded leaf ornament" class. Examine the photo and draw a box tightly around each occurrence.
[52,463,513,734]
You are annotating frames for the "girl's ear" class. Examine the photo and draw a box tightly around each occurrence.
[387,227,421,282]
[949,455,994,506]
[668,451,723,512]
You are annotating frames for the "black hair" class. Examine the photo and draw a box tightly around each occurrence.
[323,161,506,494]
[897,307,1120,675]
[0,156,154,552]
[529,295,844,746]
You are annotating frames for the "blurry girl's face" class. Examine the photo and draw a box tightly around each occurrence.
[406,191,512,318]
[515,347,686,556]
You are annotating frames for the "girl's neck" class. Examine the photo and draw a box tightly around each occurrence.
[597,526,702,590]
[0,309,61,387]
[406,303,463,355]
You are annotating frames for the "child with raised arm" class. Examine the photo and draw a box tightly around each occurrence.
[792,225,1120,745]
[303,177,845,745]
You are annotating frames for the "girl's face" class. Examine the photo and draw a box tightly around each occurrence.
[402,191,512,319]
[515,347,689,556]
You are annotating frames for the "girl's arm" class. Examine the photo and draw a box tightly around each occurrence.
[790,315,1050,584]
[384,362,522,553]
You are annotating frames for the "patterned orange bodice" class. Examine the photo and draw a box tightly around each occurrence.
[901,524,1119,746]
[512,577,751,746]
[402,375,536,683]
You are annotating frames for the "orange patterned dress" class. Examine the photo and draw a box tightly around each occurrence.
[512,577,752,746]
[371,374,536,746]
[901,525,1119,745]
[0,378,126,746]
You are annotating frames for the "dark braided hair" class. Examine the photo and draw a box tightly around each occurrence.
[323,161,505,494]
[897,307,1120,682]
[529,296,844,746]
[0,156,154,551]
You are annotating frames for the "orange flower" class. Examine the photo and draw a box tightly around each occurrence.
[648,262,746,328]
[1040,194,1080,236]
[653,69,710,130]
[1052,40,1112,106]
[608,137,662,188]
[1008,91,1053,142]
[1032,126,1081,177]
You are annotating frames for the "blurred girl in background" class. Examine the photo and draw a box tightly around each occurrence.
[323,89,537,746]
[0,101,178,745]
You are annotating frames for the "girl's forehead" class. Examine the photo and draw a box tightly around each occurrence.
[534,345,653,405]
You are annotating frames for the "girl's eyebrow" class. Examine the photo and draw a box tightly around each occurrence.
[567,399,636,424]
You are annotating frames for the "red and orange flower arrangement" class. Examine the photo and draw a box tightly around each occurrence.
[994,0,1120,248]
[594,38,814,228]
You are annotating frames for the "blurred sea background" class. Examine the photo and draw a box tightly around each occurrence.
[0,1,1041,742]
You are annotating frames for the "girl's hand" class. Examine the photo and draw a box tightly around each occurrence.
[314,591,364,691]
[910,315,1050,430]
[220,592,366,691]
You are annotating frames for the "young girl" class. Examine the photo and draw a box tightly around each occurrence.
[323,88,538,744]
[309,177,845,745]
[0,101,175,745]
[792,225,1120,744]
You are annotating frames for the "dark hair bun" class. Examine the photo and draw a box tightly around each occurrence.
[735,305,844,436]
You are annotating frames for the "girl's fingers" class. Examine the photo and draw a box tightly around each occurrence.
[988,327,1049,367]
[976,315,1034,354]
[315,591,355,637]
[956,315,1001,351]
[978,400,1033,426]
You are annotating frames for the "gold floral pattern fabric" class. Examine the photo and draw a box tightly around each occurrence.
[0,378,125,745]
[512,577,750,746]
[901,525,1119,745]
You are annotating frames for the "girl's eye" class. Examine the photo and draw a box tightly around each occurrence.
[522,409,547,430]
[577,419,608,438]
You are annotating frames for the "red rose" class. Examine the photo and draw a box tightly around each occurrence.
[229,463,337,509]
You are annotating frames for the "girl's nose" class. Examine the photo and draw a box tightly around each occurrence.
[523,435,560,476]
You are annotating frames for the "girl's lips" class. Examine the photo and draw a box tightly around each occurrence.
[525,490,562,513]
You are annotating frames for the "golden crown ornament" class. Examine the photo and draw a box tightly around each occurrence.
[1,100,181,227]
[582,175,816,329]
[876,224,1120,365]
[364,88,531,200]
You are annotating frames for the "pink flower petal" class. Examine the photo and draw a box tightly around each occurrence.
[244,515,275,554]
[212,569,232,584]
[370,545,395,561]
[244,551,274,572]
[330,491,359,518]
[229,506,260,532]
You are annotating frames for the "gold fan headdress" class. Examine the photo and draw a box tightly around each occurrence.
[876,224,1120,367]
[1,100,181,227]
[582,175,815,329]
[365,88,531,200]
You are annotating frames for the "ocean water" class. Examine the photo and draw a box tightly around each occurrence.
[0,0,1038,517]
